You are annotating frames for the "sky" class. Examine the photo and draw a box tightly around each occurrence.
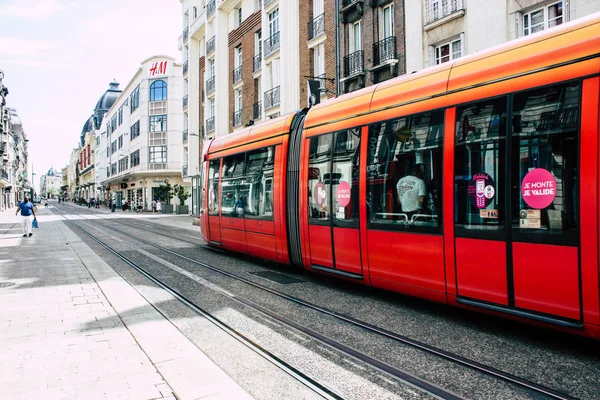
[0,0,182,192]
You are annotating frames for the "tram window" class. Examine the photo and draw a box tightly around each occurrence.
[308,134,333,224]
[455,97,507,234]
[366,110,444,232]
[245,146,275,220]
[207,159,220,216]
[511,82,579,239]
[221,153,247,218]
[333,129,360,228]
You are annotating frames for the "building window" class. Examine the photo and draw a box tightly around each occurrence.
[130,85,140,112]
[350,21,361,53]
[435,37,462,64]
[130,120,140,140]
[381,4,394,39]
[425,0,464,24]
[268,8,279,37]
[523,2,563,36]
[106,166,110,177]
[118,106,123,126]
[111,140,117,154]
[193,6,197,19]
[106,146,110,158]
[118,135,123,149]
[111,163,117,175]
[149,115,167,132]
[111,114,117,131]
[149,146,167,163]
[130,149,140,167]
[119,157,128,172]
[107,121,112,135]
[234,45,243,69]
[150,80,167,102]
[235,7,243,28]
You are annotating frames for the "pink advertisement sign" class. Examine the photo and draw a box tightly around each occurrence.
[521,168,556,209]
[336,181,351,207]
[315,183,326,206]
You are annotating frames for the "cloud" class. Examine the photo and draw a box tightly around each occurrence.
[0,37,59,56]
[0,0,70,21]
[0,59,70,68]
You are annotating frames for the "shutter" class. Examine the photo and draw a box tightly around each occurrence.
[428,45,435,67]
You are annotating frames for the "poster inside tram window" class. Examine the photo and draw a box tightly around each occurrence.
[468,172,495,209]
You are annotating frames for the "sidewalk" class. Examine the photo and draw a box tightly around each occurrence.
[0,206,252,399]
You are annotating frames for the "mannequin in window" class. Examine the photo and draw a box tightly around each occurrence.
[396,164,427,219]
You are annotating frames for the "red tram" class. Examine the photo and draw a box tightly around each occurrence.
[199,13,600,338]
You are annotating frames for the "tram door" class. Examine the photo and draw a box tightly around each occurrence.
[207,159,222,244]
[454,82,582,321]
[307,130,362,277]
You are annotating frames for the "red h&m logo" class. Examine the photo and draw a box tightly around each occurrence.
[148,61,168,77]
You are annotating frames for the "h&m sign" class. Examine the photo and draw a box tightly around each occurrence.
[148,60,168,77]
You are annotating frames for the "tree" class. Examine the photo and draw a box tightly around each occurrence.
[173,184,190,206]
[156,182,173,205]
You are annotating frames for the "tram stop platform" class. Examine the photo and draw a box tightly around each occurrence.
[0,205,253,400]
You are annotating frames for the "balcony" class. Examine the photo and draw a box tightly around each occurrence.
[253,54,262,72]
[183,95,188,109]
[183,165,188,177]
[206,36,216,55]
[264,31,280,57]
[264,86,280,110]
[425,0,464,27]
[264,0,275,7]
[183,61,188,75]
[344,50,365,76]
[183,129,188,143]
[183,27,189,42]
[207,0,216,18]
[340,0,364,23]
[233,66,242,84]
[233,110,242,127]
[373,36,397,66]
[1,168,7,181]
[206,117,215,133]
[308,13,325,41]
[206,76,215,93]
[253,102,262,120]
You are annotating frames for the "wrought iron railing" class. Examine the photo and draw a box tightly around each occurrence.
[183,95,188,108]
[183,27,189,42]
[206,36,216,54]
[233,110,242,127]
[344,50,364,76]
[253,54,262,72]
[183,61,188,75]
[182,129,188,143]
[264,31,280,57]
[1,169,7,180]
[233,66,242,84]
[425,0,464,25]
[206,76,215,93]
[308,13,325,40]
[373,36,397,65]
[206,117,215,132]
[342,0,362,7]
[253,102,262,119]
[207,0,216,17]
[264,86,280,109]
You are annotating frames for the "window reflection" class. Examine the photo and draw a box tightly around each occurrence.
[366,110,444,231]
[511,82,579,237]
[222,153,247,218]
[333,129,360,227]
[308,134,333,222]
[208,160,220,215]
[245,147,275,220]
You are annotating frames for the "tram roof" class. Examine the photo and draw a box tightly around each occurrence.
[304,11,600,133]
[207,112,297,156]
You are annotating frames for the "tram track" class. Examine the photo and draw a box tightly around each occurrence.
[54,204,579,400]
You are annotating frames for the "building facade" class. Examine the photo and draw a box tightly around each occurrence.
[100,56,185,210]
[39,168,62,198]
[404,0,600,73]
[1,107,29,209]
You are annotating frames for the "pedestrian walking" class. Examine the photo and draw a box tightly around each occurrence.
[122,199,127,212]
[136,199,143,213]
[156,200,162,214]
[15,196,36,237]
[151,199,157,213]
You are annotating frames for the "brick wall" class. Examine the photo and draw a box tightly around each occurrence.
[228,11,261,132]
